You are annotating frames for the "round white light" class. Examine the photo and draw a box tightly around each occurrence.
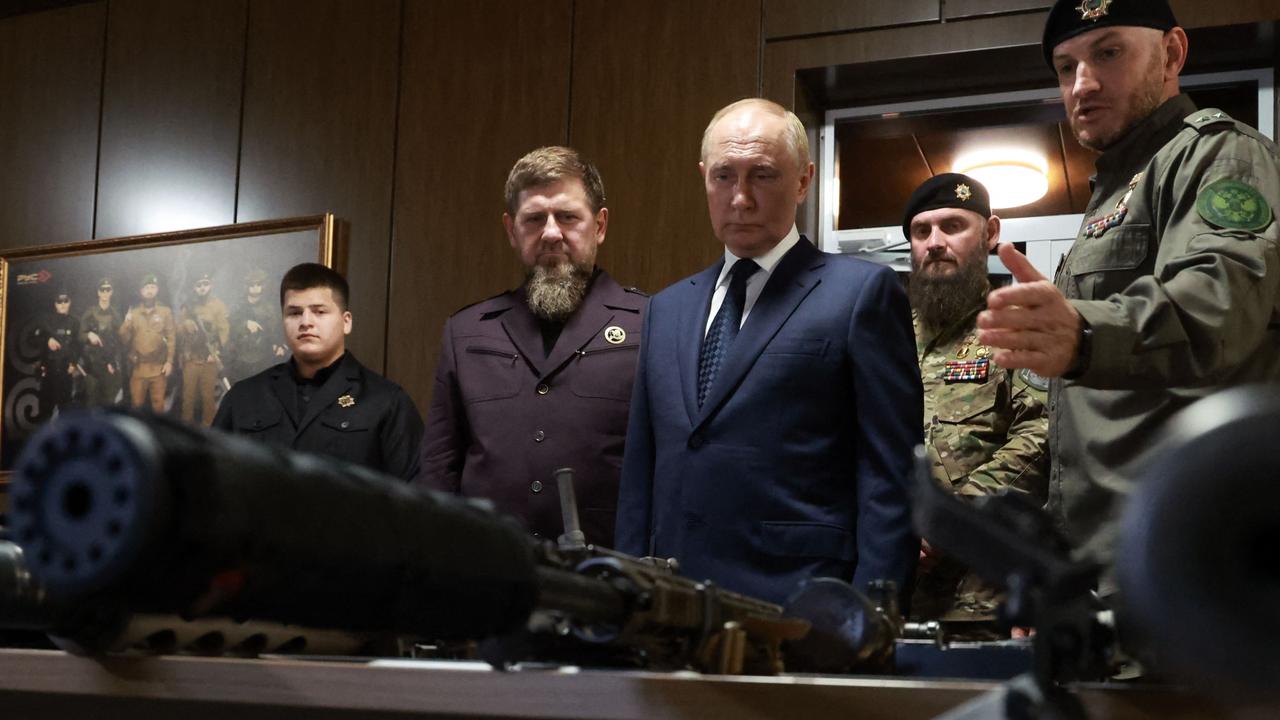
[953,149,1050,209]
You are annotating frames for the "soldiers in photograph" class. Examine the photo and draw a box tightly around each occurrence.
[79,277,124,407]
[177,272,230,425]
[31,290,80,417]
[227,268,286,383]
[119,273,176,413]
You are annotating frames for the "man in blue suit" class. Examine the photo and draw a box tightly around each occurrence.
[615,98,922,605]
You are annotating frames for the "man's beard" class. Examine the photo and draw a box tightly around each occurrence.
[1072,48,1166,151]
[909,247,990,333]
[526,261,593,322]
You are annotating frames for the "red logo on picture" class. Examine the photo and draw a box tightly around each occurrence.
[15,270,52,286]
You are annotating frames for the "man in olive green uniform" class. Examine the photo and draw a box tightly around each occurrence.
[120,273,176,413]
[904,174,1049,624]
[979,0,1280,592]
[80,277,124,407]
[178,272,230,425]
[227,268,286,384]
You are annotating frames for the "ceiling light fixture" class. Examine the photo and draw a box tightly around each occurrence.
[952,149,1050,209]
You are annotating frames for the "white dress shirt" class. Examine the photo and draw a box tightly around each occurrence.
[704,225,802,337]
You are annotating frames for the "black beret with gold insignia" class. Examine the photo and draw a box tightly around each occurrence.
[1043,0,1178,69]
[902,173,992,239]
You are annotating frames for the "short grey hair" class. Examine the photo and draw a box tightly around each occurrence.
[699,98,810,169]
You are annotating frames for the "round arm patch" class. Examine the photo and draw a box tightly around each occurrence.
[1196,179,1273,232]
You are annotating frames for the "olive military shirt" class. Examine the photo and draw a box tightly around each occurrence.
[1051,94,1280,575]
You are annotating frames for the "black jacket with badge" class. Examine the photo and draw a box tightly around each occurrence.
[212,352,424,481]
[417,269,646,545]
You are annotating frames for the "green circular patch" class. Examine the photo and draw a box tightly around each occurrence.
[1197,179,1273,232]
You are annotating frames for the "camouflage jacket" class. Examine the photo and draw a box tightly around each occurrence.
[916,305,1049,501]
[912,304,1049,622]
[178,296,230,363]
[1051,95,1280,577]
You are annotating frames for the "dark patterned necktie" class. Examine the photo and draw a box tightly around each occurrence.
[697,258,760,407]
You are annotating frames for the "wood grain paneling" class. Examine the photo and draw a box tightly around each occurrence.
[386,0,573,408]
[944,0,1052,21]
[95,0,246,238]
[237,0,400,372]
[570,0,763,295]
[764,0,939,40]
[763,13,1047,106]
[0,2,104,248]
[1171,0,1280,28]
[767,1,1280,108]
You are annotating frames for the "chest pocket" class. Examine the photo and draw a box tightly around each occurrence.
[235,404,285,435]
[1065,224,1153,300]
[929,374,1006,485]
[319,414,373,434]
[569,342,640,401]
[458,343,522,403]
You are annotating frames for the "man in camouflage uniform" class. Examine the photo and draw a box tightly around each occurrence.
[32,290,80,417]
[227,268,286,384]
[979,0,1280,595]
[903,174,1049,625]
[79,277,123,406]
[178,272,230,425]
[119,273,176,413]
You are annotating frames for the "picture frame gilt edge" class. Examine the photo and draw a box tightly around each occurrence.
[0,213,341,496]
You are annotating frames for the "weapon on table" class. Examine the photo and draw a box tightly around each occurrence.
[0,539,383,656]
[4,411,896,674]
[910,445,1109,719]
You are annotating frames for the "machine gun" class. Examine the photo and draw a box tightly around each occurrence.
[910,445,1110,719]
[4,411,895,674]
[915,384,1280,717]
[0,538,381,656]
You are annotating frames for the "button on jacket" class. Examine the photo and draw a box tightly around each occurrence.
[212,352,424,481]
[417,270,646,545]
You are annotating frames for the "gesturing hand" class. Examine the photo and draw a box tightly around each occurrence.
[977,244,1083,378]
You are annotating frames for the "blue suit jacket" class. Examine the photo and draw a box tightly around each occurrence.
[615,237,921,605]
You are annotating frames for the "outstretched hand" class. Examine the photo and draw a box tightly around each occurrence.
[977,244,1083,378]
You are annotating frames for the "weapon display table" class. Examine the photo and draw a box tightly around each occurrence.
[0,649,1267,719]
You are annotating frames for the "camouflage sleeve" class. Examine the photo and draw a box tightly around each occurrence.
[1073,122,1280,389]
[955,369,1049,504]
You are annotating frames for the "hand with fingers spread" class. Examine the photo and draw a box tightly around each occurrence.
[977,243,1083,378]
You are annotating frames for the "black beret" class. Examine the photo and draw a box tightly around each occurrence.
[902,173,991,239]
[1043,0,1178,68]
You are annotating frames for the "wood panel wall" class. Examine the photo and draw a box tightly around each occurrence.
[0,0,1274,421]
[236,0,402,370]
[95,0,246,238]
[0,3,104,248]
[386,0,573,408]
[569,0,763,294]
[764,0,938,39]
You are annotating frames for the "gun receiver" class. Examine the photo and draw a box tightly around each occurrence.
[6,412,893,674]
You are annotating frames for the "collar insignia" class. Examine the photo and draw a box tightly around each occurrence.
[1077,0,1112,21]
[955,184,972,202]
[604,326,626,345]
[338,394,355,408]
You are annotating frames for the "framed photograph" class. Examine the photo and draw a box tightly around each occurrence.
[0,214,341,477]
